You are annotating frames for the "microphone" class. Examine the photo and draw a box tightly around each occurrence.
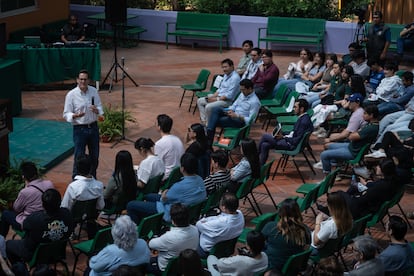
[91,96,95,105]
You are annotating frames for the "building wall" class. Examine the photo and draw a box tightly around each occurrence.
[373,0,414,24]
[3,0,70,36]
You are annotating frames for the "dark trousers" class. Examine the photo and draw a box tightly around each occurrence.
[72,123,99,180]
[0,210,21,237]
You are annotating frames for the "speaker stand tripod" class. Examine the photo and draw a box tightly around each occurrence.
[102,24,139,89]
[111,57,135,148]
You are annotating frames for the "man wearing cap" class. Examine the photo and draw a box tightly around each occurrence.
[364,10,391,63]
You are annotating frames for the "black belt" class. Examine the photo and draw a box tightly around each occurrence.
[73,121,97,128]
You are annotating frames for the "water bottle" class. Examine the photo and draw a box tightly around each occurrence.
[351,174,358,189]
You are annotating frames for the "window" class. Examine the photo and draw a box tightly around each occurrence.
[0,0,37,16]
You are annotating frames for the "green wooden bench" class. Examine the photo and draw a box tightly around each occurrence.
[258,17,326,51]
[165,12,230,53]
[122,26,147,47]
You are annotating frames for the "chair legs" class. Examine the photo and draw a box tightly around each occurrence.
[179,89,187,108]
[396,203,413,229]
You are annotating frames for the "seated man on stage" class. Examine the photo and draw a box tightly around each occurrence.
[61,14,85,43]
[206,79,261,146]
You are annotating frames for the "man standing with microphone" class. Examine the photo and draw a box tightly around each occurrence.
[63,69,103,180]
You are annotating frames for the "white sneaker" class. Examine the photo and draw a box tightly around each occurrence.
[313,161,323,170]
[365,150,386,158]
[353,166,371,179]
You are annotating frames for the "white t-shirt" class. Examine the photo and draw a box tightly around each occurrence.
[154,134,184,180]
[207,252,268,276]
[311,217,338,249]
[137,155,165,184]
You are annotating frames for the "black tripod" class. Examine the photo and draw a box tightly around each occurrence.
[102,24,139,88]
[111,57,135,148]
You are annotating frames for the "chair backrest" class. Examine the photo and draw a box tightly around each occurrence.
[348,143,370,165]
[297,184,319,213]
[281,247,312,276]
[28,239,68,268]
[236,177,255,200]
[317,237,342,259]
[254,212,278,232]
[201,186,227,215]
[71,198,98,223]
[209,236,239,258]
[137,173,164,200]
[317,168,340,198]
[90,227,114,255]
[161,166,183,190]
[366,200,391,228]
[285,131,310,156]
[195,69,211,90]
[341,214,371,249]
[187,200,206,224]
[388,186,405,209]
[253,160,275,189]
[137,212,164,240]
[271,83,289,100]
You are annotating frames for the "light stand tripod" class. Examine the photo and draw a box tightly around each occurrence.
[111,57,135,148]
[102,24,139,88]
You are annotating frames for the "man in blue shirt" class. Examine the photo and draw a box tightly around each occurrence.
[197,58,240,125]
[206,79,261,146]
[127,153,207,224]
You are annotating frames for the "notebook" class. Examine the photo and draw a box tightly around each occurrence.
[24,36,42,48]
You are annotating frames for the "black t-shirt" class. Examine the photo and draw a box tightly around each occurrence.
[23,208,74,253]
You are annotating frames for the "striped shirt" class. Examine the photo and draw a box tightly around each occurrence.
[204,170,231,195]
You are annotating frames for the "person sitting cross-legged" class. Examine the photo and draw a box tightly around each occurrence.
[206,79,261,146]
[258,98,313,166]
[127,153,207,225]
[378,215,414,274]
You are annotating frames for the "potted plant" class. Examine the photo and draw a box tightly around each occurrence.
[98,104,136,142]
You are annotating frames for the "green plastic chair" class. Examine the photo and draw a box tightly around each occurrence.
[309,237,342,264]
[235,177,260,216]
[187,200,207,224]
[281,247,312,276]
[272,132,315,183]
[213,124,249,164]
[250,160,278,212]
[238,212,278,244]
[277,108,314,125]
[161,166,183,191]
[343,143,370,173]
[296,168,340,199]
[193,74,222,114]
[260,84,290,107]
[294,184,320,216]
[366,200,391,234]
[201,186,227,216]
[136,173,164,200]
[179,69,211,112]
[101,192,130,225]
[71,198,99,240]
[387,186,412,229]
[72,227,113,275]
[28,239,69,275]
[137,212,164,241]
[262,91,299,131]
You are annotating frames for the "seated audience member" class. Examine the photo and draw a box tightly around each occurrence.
[377,71,414,117]
[185,123,210,179]
[344,235,384,276]
[6,189,73,264]
[366,62,403,105]
[258,99,313,165]
[196,193,244,257]
[89,215,150,276]
[127,153,207,224]
[60,14,85,43]
[206,79,261,146]
[349,50,370,80]
[314,104,379,174]
[207,230,268,275]
[197,59,240,125]
[374,91,414,145]
[0,161,54,237]
[311,192,352,254]
[378,215,414,274]
[154,114,185,180]
[236,40,253,76]
[228,138,260,193]
[365,58,385,94]
[313,93,365,159]
[251,50,280,99]
[341,42,363,64]
[61,155,104,238]
[342,159,400,219]
[104,150,138,209]
[148,203,199,274]
[294,52,326,92]
[396,19,414,59]
[204,150,231,195]
[134,137,165,189]
[261,198,310,272]
[275,48,313,92]
[241,48,263,80]
[179,249,211,276]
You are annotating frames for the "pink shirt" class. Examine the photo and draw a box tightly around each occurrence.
[346,107,366,133]
[13,179,55,225]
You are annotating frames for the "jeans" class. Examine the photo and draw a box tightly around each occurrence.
[320,142,354,172]
[377,102,403,117]
[397,37,414,55]
[301,92,320,107]
[0,210,21,237]
[73,123,100,179]
[197,96,230,123]
[376,111,414,144]
[207,106,245,134]
[126,193,160,225]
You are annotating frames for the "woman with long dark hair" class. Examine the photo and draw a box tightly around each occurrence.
[104,150,138,209]
[185,123,210,178]
[261,198,310,272]
[227,138,260,193]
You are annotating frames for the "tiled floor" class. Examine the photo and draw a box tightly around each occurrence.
[15,42,414,274]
